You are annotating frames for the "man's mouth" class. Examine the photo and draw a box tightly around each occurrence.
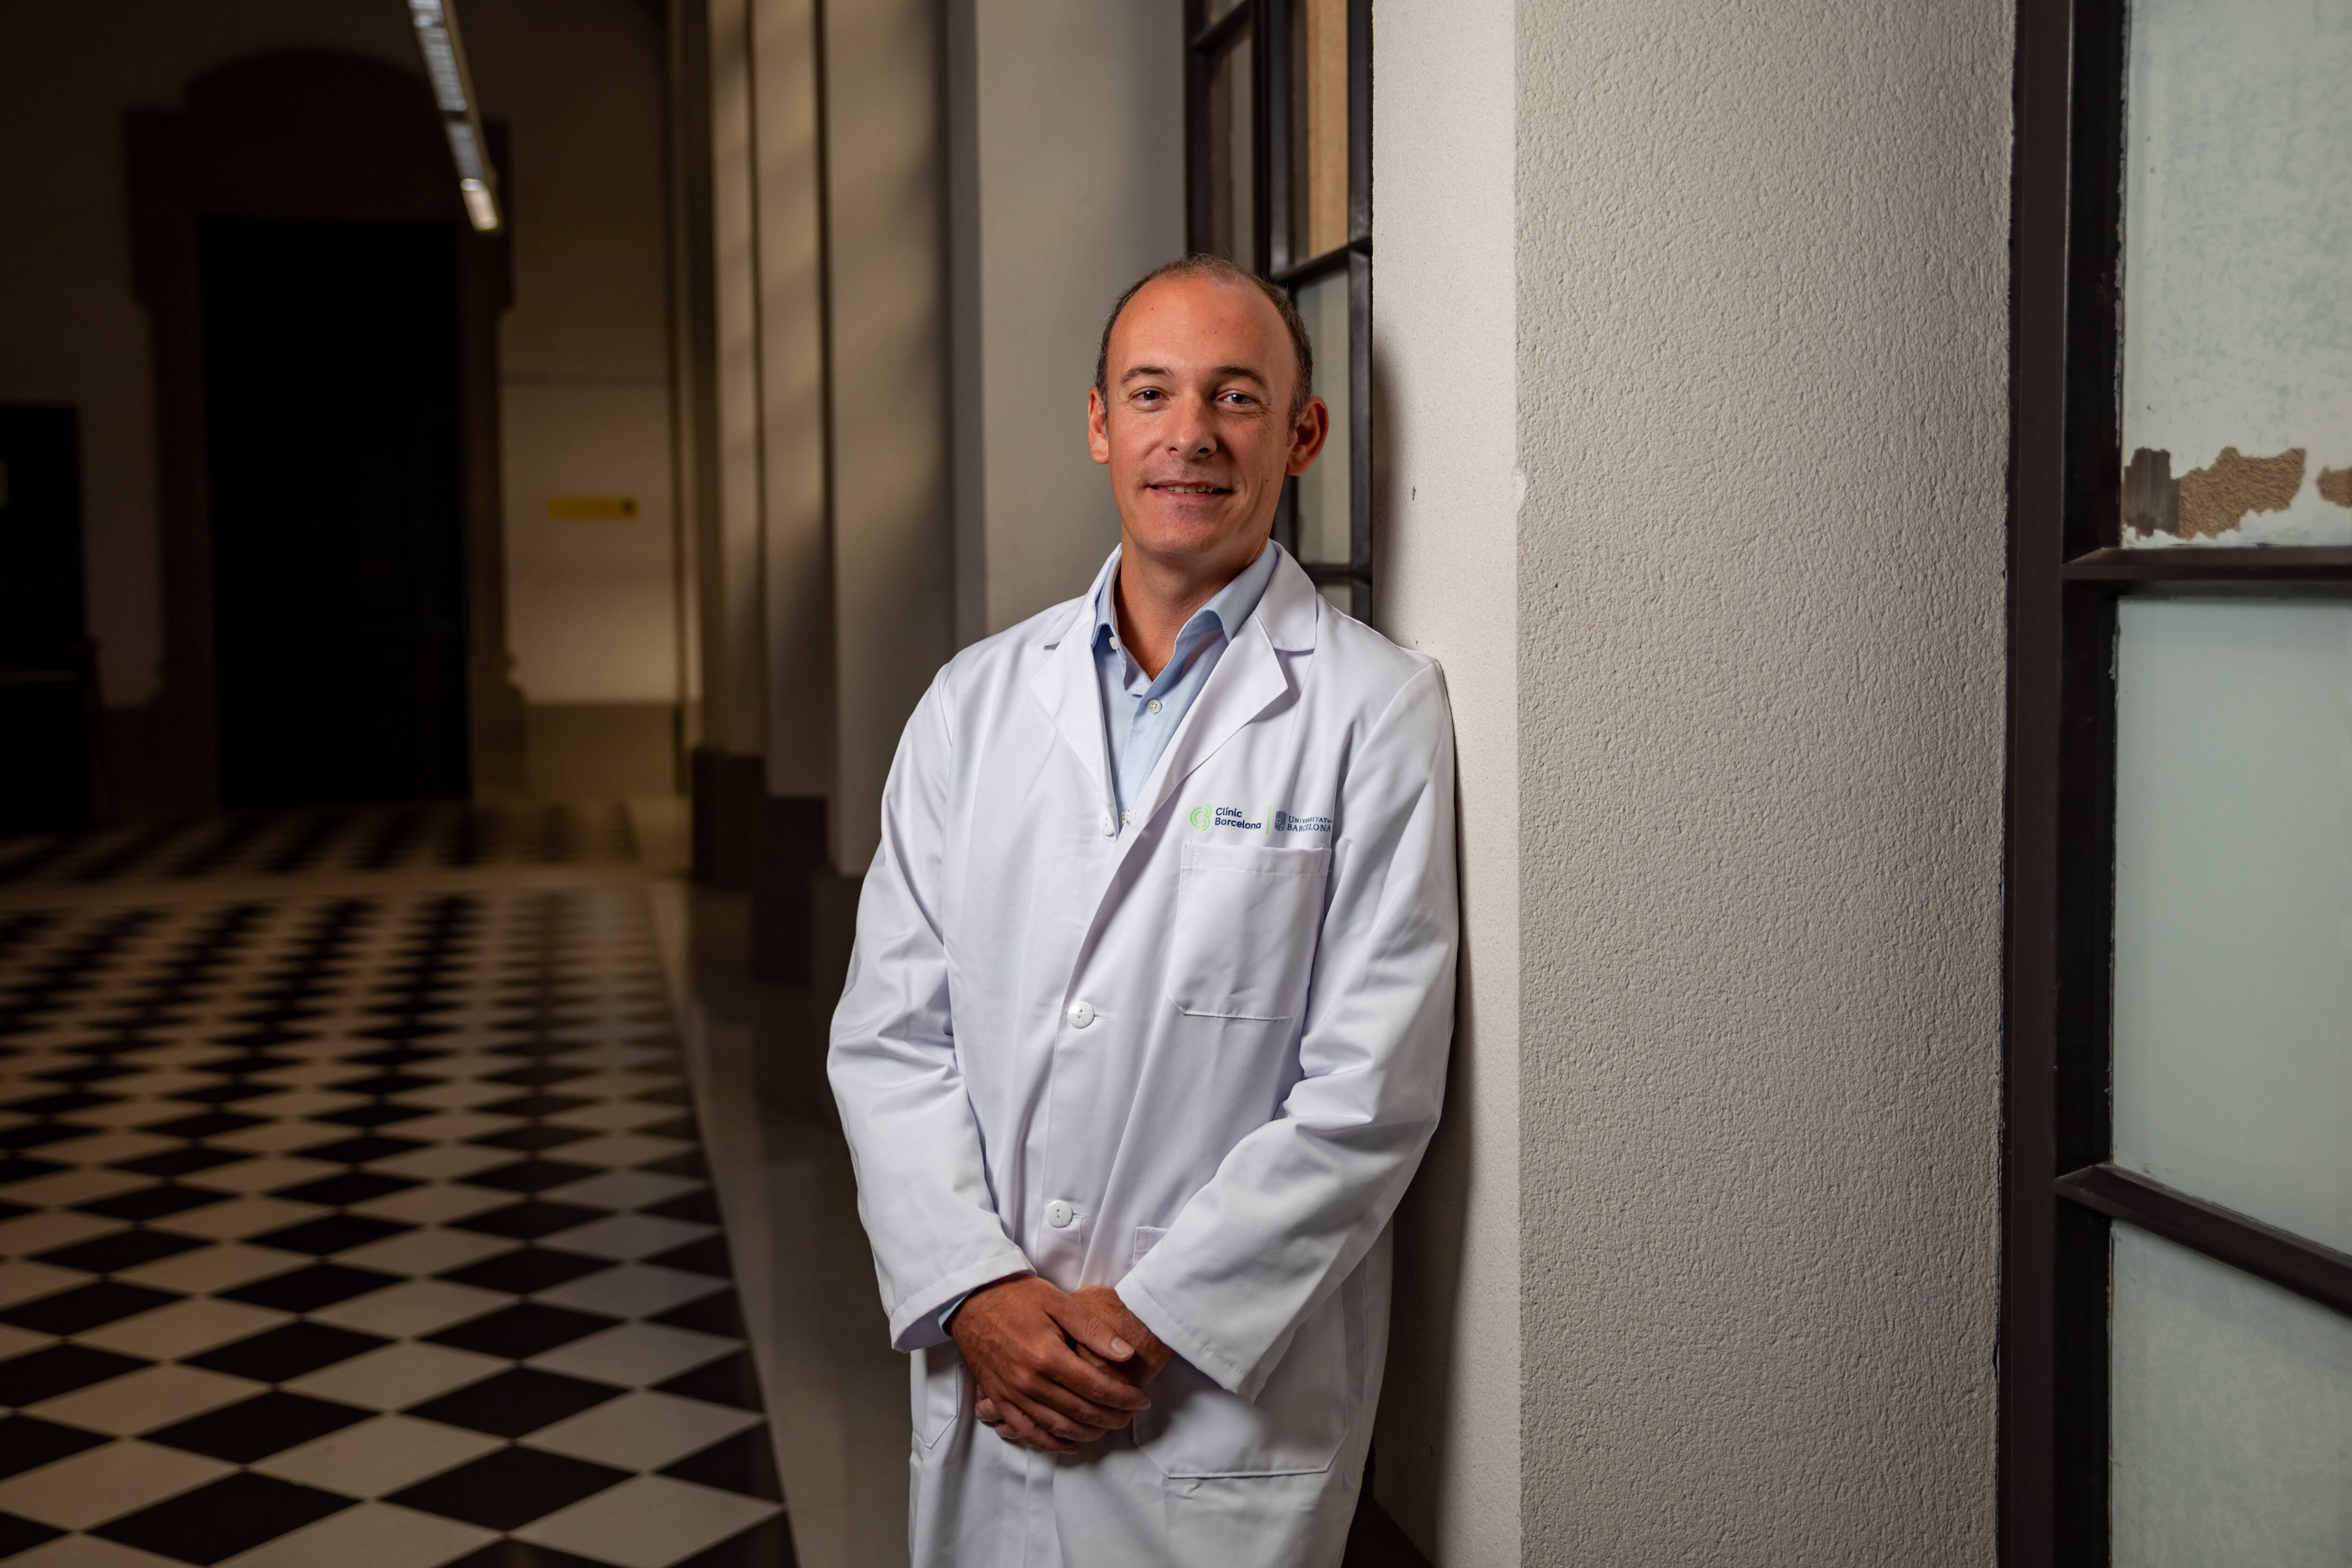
[1147,482,1232,495]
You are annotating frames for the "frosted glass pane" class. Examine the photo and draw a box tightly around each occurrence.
[1293,269,1349,565]
[1289,0,1349,261]
[2112,1226,2352,1568]
[2118,0,2352,547]
[2111,599,2352,1253]
[1208,40,1255,272]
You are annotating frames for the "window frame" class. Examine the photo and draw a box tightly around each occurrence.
[2005,4,2352,1564]
[1184,0,1375,621]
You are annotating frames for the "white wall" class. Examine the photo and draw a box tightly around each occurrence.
[1369,1,1520,1562]
[1510,0,2011,1560]
[949,0,1187,641]
[0,0,677,721]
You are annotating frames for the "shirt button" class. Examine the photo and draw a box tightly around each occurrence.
[1046,1200,1075,1229]
[1067,1001,1095,1028]
[1146,698,1163,714]
[1120,811,1132,826]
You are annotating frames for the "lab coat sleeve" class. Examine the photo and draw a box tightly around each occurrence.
[1117,661,1459,1399]
[828,670,1034,1351]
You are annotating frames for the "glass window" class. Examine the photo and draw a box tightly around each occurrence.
[1207,37,1255,273]
[1289,0,1349,263]
[1292,268,1349,567]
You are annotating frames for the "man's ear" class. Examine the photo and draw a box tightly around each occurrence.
[1087,385,1112,466]
[1285,395,1332,477]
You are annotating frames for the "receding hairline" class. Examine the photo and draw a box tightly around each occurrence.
[1093,255,1313,420]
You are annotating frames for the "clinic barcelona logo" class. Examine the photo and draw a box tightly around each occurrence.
[1191,803,1333,835]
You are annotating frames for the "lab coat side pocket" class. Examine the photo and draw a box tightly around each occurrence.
[1132,1289,1352,1479]
[1167,843,1333,1022]
[912,1340,967,1449]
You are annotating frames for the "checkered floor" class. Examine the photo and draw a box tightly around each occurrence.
[0,880,791,1566]
[0,805,639,890]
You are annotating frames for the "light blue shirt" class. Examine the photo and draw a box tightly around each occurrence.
[1092,541,1280,819]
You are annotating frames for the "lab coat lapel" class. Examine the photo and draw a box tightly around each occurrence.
[1026,555,1118,817]
[1121,546,1322,841]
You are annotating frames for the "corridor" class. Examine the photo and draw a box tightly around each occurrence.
[0,804,897,1567]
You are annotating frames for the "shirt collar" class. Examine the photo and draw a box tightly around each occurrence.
[1093,539,1280,655]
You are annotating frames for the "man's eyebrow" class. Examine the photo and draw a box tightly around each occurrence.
[1116,364,1271,388]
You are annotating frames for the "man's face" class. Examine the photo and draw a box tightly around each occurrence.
[1088,274,1328,574]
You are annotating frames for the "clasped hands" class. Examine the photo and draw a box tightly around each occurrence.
[947,1276,1174,1453]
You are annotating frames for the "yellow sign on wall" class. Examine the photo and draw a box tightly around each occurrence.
[545,495,639,520]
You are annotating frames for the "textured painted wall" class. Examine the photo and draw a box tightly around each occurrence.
[1370,1,1520,1562]
[1512,0,2011,1560]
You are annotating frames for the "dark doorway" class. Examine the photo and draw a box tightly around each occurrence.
[201,216,469,807]
[0,405,95,834]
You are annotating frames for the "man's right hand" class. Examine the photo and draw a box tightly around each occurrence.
[947,1275,1151,1453]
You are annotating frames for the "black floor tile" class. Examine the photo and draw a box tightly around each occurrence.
[426,1302,620,1360]
[313,1101,434,1128]
[641,1147,710,1179]
[294,1133,428,1165]
[0,1280,183,1336]
[2,1090,121,1118]
[113,1145,248,1178]
[660,1426,783,1501]
[0,1414,110,1480]
[140,1110,269,1140]
[468,1158,600,1194]
[646,1234,734,1278]
[471,1124,595,1153]
[35,1227,206,1274]
[644,1187,723,1226]
[405,1367,622,1438]
[146,1390,373,1464]
[454,1200,609,1242]
[246,1213,413,1256]
[94,1470,354,1565]
[389,1444,630,1532]
[0,1124,90,1154]
[0,1344,151,1406]
[478,1093,593,1119]
[36,1061,139,1085]
[169,1081,276,1106]
[0,1509,64,1560]
[656,1351,765,1411]
[329,1072,442,1097]
[269,1170,420,1207]
[77,1183,233,1222]
[676,1514,797,1568]
[0,1155,68,1186]
[652,1289,746,1338]
[444,1543,621,1568]
[346,1044,449,1069]
[219,1262,403,1313]
[485,1064,591,1088]
[185,1321,389,1383]
[438,1247,608,1295]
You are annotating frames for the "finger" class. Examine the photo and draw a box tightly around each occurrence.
[1036,1342,1152,1412]
[995,1397,1079,1453]
[1017,1364,1142,1431]
[975,1397,1001,1425]
[1044,1296,1135,1365]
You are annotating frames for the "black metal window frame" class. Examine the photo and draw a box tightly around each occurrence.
[2005,4,2352,1563]
[1183,0,1374,621]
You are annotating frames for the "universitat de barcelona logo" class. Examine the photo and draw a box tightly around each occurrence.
[1190,804,1335,834]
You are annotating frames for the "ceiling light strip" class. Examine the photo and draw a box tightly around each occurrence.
[407,0,501,233]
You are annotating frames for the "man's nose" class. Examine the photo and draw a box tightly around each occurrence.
[1165,395,1217,457]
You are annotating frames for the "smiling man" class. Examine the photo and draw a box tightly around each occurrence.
[828,255,1459,1568]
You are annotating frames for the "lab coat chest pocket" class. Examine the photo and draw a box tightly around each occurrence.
[1167,842,1332,1022]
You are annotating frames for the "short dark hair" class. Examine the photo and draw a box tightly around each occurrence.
[1093,254,1315,421]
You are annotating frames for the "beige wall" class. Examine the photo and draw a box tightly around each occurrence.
[0,0,677,735]
[1379,0,2012,1560]
[948,0,1187,641]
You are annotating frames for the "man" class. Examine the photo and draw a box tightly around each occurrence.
[828,254,1457,1567]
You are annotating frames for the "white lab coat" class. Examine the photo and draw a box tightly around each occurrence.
[829,545,1457,1568]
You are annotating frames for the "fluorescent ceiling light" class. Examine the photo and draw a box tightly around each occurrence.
[408,0,501,233]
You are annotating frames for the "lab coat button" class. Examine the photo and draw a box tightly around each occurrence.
[1100,812,1116,836]
[1066,1001,1095,1028]
[1045,1200,1075,1228]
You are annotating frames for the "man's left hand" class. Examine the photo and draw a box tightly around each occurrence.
[975,1286,1174,1441]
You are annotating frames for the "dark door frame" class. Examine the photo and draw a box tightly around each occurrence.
[126,49,524,812]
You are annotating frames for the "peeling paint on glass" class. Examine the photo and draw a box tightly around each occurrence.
[2119,0,2352,547]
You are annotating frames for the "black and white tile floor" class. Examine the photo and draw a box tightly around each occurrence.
[0,829,793,1568]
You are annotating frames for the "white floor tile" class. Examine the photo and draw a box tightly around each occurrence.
[253,1413,504,1498]
[24,1131,178,1168]
[528,1322,739,1388]
[532,1263,727,1319]
[72,1297,291,1361]
[524,1389,763,1473]
[545,1214,713,1262]
[541,1171,704,1213]
[366,1145,513,1182]
[0,1322,56,1360]
[0,1533,188,1568]
[188,1155,342,1195]
[112,1242,294,1295]
[0,1441,233,1530]
[385,1112,520,1145]
[0,1212,121,1256]
[306,1278,512,1339]
[0,1169,153,1209]
[215,1500,494,1568]
[0,1260,92,1308]
[393,1080,515,1111]
[233,1088,368,1121]
[546,1100,678,1133]
[286,1340,508,1411]
[331,1228,514,1276]
[554,1133,691,1170]
[71,1100,198,1130]
[510,1473,778,1568]
[209,1120,350,1154]
[249,1060,373,1089]
[347,1184,510,1227]
[154,1195,326,1242]
[30,1364,262,1437]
